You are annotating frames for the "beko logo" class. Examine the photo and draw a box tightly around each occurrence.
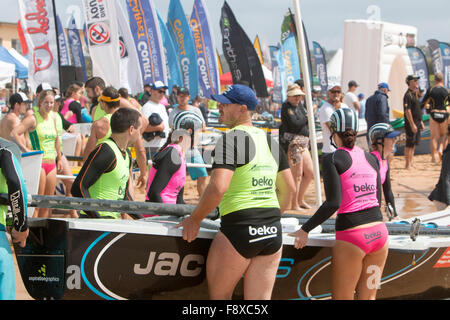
[353,183,376,193]
[134,252,204,277]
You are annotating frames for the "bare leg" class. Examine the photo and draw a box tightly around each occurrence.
[331,240,365,300]
[34,168,47,218]
[429,118,439,162]
[39,168,57,218]
[355,241,389,300]
[297,150,313,209]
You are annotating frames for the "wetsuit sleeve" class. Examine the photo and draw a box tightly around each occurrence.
[382,166,397,216]
[301,153,342,233]
[0,148,28,231]
[71,143,116,217]
[176,187,185,204]
[146,147,182,203]
[58,112,72,131]
[68,101,83,123]
[124,149,133,201]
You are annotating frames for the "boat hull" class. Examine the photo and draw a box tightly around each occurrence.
[14,218,450,300]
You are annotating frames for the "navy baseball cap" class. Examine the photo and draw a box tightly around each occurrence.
[210,84,258,110]
[385,130,401,139]
[378,82,391,91]
[150,81,168,90]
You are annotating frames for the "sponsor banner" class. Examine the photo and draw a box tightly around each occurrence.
[67,15,87,81]
[157,11,182,91]
[312,41,328,94]
[56,15,70,66]
[17,20,29,56]
[126,0,167,86]
[17,0,60,90]
[439,42,450,89]
[190,0,221,96]
[167,0,199,98]
[269,44,285,104]
[427,39,442,75]
[407,47,430,92]
[115,0,143,94]
[82,0,120,88]
[220,2,268,97]
[282,33,301,86]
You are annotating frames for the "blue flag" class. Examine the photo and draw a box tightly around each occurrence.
[190,0,220,96]
[167,0,199,98]
[282,33,301,85]
[157,11,183,91]
[407,47,430,92]
[269,44,284,104]
[56,15,70,66]
[126,0,167,85]
[67,15,87,82]
[439,42,450,89]
[312,41,328,94]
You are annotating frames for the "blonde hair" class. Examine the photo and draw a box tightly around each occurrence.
[37,90,55,108]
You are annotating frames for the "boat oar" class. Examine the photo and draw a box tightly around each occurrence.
[1,194,219,220]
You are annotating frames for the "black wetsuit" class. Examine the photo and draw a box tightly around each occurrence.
[422,86,450,123]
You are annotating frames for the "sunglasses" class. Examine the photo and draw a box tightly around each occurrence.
[330,90,341,94]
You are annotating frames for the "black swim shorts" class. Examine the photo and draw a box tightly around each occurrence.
[220,209,283,259]
[404,121,421,147]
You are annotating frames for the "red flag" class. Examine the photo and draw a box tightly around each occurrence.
[17,20,29,56]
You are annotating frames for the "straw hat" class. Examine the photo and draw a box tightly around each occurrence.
[287,84,305,96]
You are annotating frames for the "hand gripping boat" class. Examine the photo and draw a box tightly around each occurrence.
[12,196,450,300]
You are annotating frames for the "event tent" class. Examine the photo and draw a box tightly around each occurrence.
[0,60,15,82]
[0,46,28,79]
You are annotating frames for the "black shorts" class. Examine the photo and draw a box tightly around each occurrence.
[404,122,421,147]
[430,111,449,123]
[220,209,283,259]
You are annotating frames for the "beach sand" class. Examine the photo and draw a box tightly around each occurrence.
[13,153,443,300]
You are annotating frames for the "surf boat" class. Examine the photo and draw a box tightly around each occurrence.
[12,196,450,300]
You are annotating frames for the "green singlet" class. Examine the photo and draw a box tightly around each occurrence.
[87,139,130,219]
[219,125,279,217]
[97,113,113,144]
[29,109,58,161]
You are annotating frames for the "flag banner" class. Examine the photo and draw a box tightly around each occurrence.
[82,23,89,49]
[67,15,87,81]
[157,11,182,91]
[439,42,450,89]
[269,44,284,104]
[56,15,71,67]
[17,0,60,90]
[115,0,143,94]
[312,41,328,94]
[167,0,199,98]
[428,39,442,75]
[254,35,264,65]
[216,49,223,76]
[82,0,120,88]
[282,33,301,85]
[190,0,221,97]
[126,0,166,86]
[407,46,430,92]
[17,20,29,56]
[220,1,268,97]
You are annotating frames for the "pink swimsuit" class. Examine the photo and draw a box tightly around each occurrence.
[335,146,388,254]
[60,99,78,124]
[371,150,388,185]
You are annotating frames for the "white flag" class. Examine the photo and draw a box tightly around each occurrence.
[17,0,60,92]
[81,0,120,88]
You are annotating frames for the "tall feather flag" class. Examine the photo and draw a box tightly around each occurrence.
[220,1,268,97]
[407,46,430,92]
[190,0,221,96]
[81,0,120,88]
[167,0,199,98]
[115,0,143,94]
[253,35,264,65]
[157,11,183,91]
[67,15,87,81]
[17,0,60,90]
[312,41,328,94]
[439,42,450,89]
[126,0,167,86]
[56,14,71,66]
[17,20,29,56]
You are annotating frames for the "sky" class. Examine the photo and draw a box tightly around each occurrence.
[2,0,449,54]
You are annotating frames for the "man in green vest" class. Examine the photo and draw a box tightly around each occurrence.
[176,84,295,299]
[71,108,143,219]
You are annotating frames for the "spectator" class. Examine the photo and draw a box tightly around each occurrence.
[403,75,424,170]
[318,84,349,156]
[138,84,152,106]
[141,81,170,159]
[344,80,361,115]
[358,93,366,119]
[365,82,391,146]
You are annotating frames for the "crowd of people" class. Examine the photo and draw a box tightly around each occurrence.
[0,71,448,300]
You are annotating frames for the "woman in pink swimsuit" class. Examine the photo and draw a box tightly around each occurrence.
[290,108,389,300]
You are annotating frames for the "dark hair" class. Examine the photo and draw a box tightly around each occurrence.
[85,77,106,91]
[118,87,129,99]
[336,129,357,149]
[101,86,121,109]
[65,83,82,99]
[110,108,141,134]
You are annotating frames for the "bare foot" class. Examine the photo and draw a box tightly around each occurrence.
[299,201,311,209]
